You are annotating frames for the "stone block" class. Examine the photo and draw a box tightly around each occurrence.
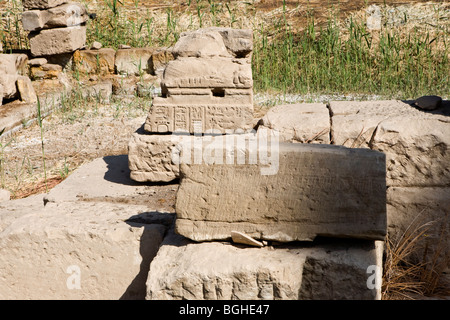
[0,53,29,76]
[0,200,166,299]
[73,48,116,74]
[175,142,387,242]
[149,47,174,76]
[371,115,450,187]
[114,47,154,76]
[174,28,253,59]
[259,103,330,143]
[28,25,86,57]
[30,63,62,80]
[144,99,254,134]
[22,0,68,10]
[173,29,231,58]
[22,3,88,31]
[128,131,181,182]
[17,76,38,103]
[146,231,383,300]
[0,74,19,99]
[204,27,253,58]
[162,57,252,89]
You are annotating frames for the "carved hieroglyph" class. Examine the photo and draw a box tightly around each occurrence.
[175,143,387,242]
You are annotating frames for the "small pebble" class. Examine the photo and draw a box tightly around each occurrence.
[414,95,442,111]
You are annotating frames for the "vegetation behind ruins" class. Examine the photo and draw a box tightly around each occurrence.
[1,0,449,100]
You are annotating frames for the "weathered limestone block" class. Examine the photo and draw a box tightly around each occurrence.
[174,28,252,59]
[175,142,387,242]
[128,131,181,182]
[0,84,3,106]
[162,57,252,89]
[371,116,450,187]
[207,27,253,58]
[329,100,413,148]
[22,0,67,10]
[16,76,38,103]
[0,200,166,299]
[387,186,450,270]
[73,48,116,74]
[146,231,383,300]
[0,74,19,99]
[149,47,174,76]
[28,25,86,56]
[30,63,63,80]
[173,30,230,58]
[0,53,28,76]
[114,47,154,76]
[259,103,330,143]
[144,100,254,133]
[22,3,88,31]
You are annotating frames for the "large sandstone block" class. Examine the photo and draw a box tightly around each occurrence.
[28,25,86,56]
[22,3,88,31]
[22,0,67,10]
[259,103,330,143]
[175,142,387,242]
[115,48,154,76]
[329,100,413,148]
[0,200,166,299]
[146,231,383,300]
[372,116,450,187]
[73,48,116,74]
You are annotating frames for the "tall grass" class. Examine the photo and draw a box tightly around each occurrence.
[253,15,449,99]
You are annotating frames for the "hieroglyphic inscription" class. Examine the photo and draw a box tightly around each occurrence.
[146,104,253,133]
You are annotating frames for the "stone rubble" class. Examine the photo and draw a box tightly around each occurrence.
[22,1,87,57]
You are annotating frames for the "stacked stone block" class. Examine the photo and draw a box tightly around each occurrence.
[22,0,87,57]
[128,27,255,182]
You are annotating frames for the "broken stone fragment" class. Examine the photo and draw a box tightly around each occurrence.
[175,142,387,242]
[91,41,102,50]
[22,3,88,31]
[0,74,19,100]
[28,57,48,66]
[28,25,86,56]
[231,231,264,247]
[16,76,38,103]
[174,28,253,59]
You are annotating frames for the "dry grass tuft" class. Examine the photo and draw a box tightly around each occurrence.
[382,211,450,300]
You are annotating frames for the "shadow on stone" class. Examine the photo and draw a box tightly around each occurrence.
[403,99,450,116]
[119,222,164,300]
